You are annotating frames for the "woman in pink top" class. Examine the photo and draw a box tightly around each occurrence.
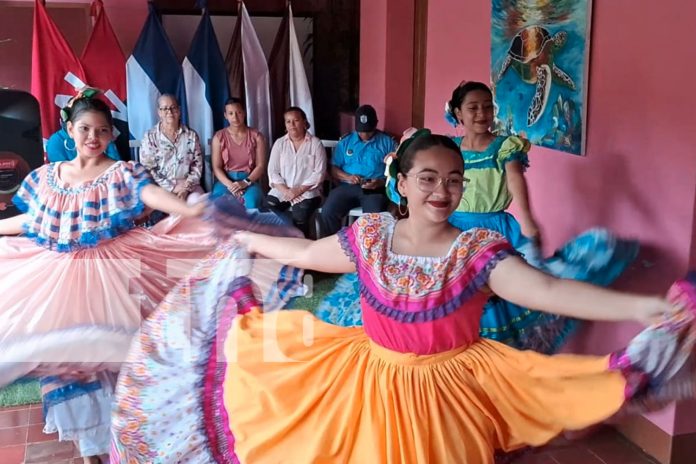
[211,98,266,209]
[266,106,327,236]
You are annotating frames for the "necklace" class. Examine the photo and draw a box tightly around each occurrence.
[162,125,179,141]
[227,127,247,143]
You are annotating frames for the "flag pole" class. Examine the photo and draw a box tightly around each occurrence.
[89,0,102,27]
[195,0,208,13]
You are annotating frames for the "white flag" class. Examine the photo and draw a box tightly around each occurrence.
[288,4,315,132]
[240,3,272,145]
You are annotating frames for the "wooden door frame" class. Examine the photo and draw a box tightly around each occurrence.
[411,0,428,128]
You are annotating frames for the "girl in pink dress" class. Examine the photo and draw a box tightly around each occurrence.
[112,131,696,463]
[0,97,218,462]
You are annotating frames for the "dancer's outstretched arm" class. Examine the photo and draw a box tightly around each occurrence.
[0,213,29,235]
[506,161,541,243]
[489,255,669,324]
[140,184,205,218]
[235,231,355,274]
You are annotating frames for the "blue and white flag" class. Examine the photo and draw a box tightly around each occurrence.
[182,7,229,154]
[126,3,186,142]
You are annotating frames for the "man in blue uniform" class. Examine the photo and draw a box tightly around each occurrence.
[318,105,397,236]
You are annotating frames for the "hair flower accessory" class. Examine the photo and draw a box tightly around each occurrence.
[60,86,103,124]
[384,152,401,205]
[384,128,432,206]
[444,101,459,127]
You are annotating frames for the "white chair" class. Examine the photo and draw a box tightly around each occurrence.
[313,206,364,235]
[347,207,364,225]
[320,139,338,194]
[129,139,141,163]
[312,139,339,237]
[203,138,213,192]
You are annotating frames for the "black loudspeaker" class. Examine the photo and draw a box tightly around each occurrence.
[0,90,43,219]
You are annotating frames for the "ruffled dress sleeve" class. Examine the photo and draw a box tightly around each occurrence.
[12,161,152,252]
[12,165,45,213]
[497,135,531,170]
[456,227,517,283]
[336,212,391,272]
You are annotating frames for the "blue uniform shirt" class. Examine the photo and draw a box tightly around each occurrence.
[332,131,396,180]
[46,128,121,162]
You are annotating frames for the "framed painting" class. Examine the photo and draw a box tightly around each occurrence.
[491,0,593,155]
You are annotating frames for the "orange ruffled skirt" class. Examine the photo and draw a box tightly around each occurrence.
[112,261,696,464]
[225,309,625,464]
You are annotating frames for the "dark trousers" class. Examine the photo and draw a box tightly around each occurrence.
[266,195,321,237]
[318,183,388,236]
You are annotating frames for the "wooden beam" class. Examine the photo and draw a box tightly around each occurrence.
[411,0,427,128]
[152,0,328,16]
[150,0,358,139]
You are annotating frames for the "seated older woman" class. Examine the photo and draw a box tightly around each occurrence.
[211,98,266,208]
[140,94,204,201]
[266,107,326,237]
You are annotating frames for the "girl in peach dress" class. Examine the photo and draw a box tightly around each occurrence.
[0,96,218,462]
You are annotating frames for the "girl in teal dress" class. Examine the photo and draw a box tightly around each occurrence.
[315,82,638,353]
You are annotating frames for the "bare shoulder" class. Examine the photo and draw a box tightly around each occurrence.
[251,129,265,143]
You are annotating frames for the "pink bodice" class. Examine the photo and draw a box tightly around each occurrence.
[338,213,514,354]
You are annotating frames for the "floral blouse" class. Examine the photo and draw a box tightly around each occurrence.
[140,123,203,193]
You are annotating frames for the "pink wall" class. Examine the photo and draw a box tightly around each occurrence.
[359,0,415,136]
[11,0,147,55]
[362,0,696,435]
[1,2,91,91]
[359,0,388,128]
[691,189,696,268]
[383,0,414,136]
[1,0,146,91]
[99,0,148,54]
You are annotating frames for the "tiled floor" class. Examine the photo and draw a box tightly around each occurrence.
[0,403,658,464]
[0,404,82,464]
[509,427,659,463]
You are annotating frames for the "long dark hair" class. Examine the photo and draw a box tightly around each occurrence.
[68,97,113,126]
[396,134,462,175]
[284,106,310,130]
[385,131,463,206]
[225,97,246,110]
[447,81,492,122]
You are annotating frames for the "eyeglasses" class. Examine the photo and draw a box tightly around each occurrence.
[405,174,470,193]
[158,106,179,113]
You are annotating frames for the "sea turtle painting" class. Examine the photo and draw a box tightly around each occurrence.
[496,25,576,126]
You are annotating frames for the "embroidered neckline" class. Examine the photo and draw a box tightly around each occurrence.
[386,216,466,261]
[456,135,505,155]
[49,161,122,195]
[359,249,512,323]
